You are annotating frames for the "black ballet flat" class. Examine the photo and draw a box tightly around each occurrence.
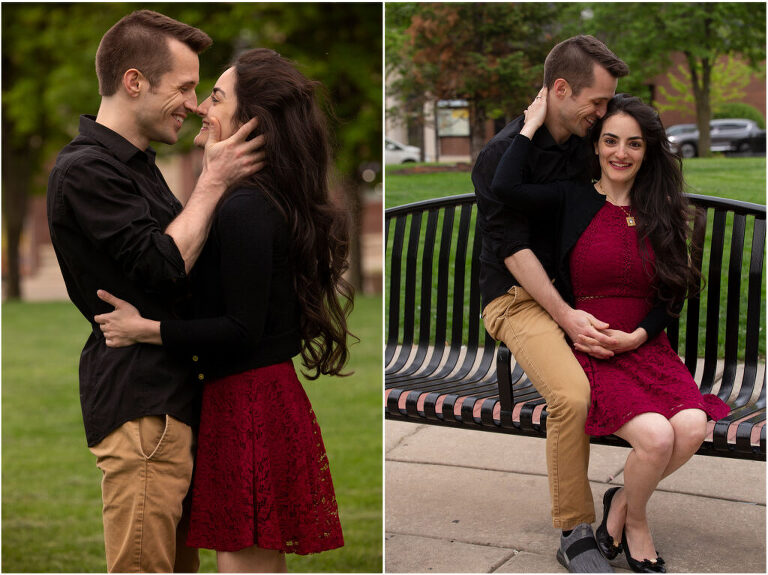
[621,531,666,573]
[596,486,623,559]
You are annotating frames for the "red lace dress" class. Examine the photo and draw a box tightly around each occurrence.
[570,203,729,436]
[186,361,344,554]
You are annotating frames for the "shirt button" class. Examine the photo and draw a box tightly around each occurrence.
[197,373,205,381]
[192,355,199,362]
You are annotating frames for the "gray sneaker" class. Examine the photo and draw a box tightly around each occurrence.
[557,523,614,573]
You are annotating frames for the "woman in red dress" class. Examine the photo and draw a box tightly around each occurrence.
[94,49,352,572]
[492,91,729,573]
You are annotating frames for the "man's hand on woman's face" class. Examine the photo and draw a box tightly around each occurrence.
[202,117,266,188]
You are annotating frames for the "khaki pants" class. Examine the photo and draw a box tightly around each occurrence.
[483,287,595,529]
[89,414,199,573]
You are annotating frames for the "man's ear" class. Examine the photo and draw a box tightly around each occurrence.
[121,69,144,98]
[551,78,570,99]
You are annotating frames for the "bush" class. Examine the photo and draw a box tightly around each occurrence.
[713,102,766,129]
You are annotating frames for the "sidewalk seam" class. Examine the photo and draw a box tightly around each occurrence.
[386,458,766,506]
[386,529,522,552]
[490,549,520,572]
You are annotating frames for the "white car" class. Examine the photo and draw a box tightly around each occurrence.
[385,138,421,164]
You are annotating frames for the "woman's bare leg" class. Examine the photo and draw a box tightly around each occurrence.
[217,546,287,573]
[609,413,674,562]
[605,409,708,549]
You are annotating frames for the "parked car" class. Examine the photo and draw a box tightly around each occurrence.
[731,129,766,155]
[385,138,421,164]
[666,118,765,158]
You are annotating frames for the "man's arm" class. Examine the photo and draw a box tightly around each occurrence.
[165,116,265,273]
[504,249,617,359]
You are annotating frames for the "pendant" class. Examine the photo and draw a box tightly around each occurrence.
[626,216,636,227]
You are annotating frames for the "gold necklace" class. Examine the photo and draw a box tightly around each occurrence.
[596,180,636,227]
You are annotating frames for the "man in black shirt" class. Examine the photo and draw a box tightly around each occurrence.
[47,10,264,572]
[474,36,629,573]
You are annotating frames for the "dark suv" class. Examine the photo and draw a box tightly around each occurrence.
[666,118,766,158]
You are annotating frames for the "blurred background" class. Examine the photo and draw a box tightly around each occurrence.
[2,3,383,573]
[386,2,765,165]
[3,1,383,301]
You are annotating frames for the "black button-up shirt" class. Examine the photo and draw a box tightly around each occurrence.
[47,115,199,447]
[472,115,592,309]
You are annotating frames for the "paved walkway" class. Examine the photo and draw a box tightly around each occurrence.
[386,420,766,573]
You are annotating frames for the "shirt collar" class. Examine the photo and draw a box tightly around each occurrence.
[531,122,583,152]
[78,115,158,165]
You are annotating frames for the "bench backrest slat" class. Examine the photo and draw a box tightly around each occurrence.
[720,212,747,401]
[736,216,767,406]
[385,216,407,366]
[700,209,727,394]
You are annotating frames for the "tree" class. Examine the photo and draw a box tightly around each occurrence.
[656,56,765,117]
[2,3,381,299]
[387,2,560,163]
[569,2,766,157]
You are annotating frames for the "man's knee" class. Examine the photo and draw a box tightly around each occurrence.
[548,383,590,422]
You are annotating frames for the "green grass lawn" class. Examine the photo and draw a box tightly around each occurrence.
[385,157,766,359]
[385,156,766,208]
[2,296,382,573]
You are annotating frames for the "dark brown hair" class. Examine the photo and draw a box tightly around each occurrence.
[543,35,629,95]
[230,48,354,380]
[590,94,700,313]
[96,10,211,96]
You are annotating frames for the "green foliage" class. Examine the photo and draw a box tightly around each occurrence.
[2,297,382,572]
[386,2,560,153]
[713,102,766,129]
[657,57,764,117]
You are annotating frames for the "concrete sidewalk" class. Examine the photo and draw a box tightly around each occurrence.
[386,420,766,573]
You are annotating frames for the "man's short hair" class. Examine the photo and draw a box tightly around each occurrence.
[96,10,212,96]
[543,35,629,96]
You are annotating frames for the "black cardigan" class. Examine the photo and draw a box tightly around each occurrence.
[491,134,672,340]
[161,187,301,382]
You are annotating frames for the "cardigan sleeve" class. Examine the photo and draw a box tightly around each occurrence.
[160,191,276,354]
[490,135,567,212]
[637,299,680,340]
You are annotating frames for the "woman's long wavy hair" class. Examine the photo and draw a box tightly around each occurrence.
[229,48,354,379]
[590,94,701,314]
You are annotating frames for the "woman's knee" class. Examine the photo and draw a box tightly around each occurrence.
[619,414,675,461]
[671,409,708,448]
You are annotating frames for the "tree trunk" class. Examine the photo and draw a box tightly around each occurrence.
[469,101,487,165]
[342,179,364,294]
[687,51,713,159]
[1,115,33,301]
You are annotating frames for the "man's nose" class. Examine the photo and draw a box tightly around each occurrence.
[595,102,608,119]
[184,90,198,113]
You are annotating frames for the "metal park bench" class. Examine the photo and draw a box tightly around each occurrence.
[385,193,766,461]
